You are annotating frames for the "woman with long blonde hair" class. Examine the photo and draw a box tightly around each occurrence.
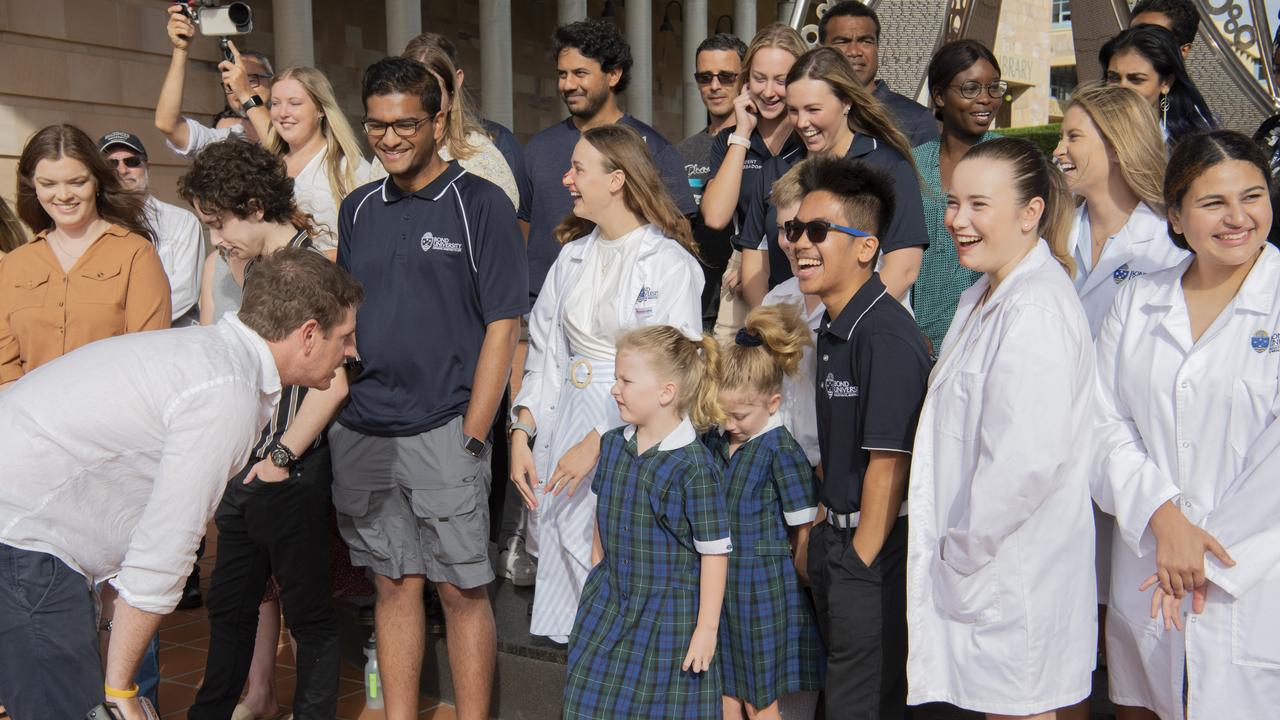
[402,40,520,208]
[509,124,704,643]
[265,65,373,255]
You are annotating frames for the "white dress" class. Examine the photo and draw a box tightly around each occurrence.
[513,224,703,642]
[293,149,375,253]
[1094,245,1280,719]
[907,241,1097,715]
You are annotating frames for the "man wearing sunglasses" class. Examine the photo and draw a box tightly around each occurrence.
[99,132,203,328]
[678,32,748,331]
[790,156,931,720]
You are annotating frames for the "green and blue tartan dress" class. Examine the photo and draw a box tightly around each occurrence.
[703,415,825,708]
[563,419,733,720]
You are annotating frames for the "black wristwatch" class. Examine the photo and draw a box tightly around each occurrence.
[268,440,298,469]
[241,94,264,111]
[462,435,487,458]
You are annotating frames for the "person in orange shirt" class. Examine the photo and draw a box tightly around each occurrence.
[0,124,170,388]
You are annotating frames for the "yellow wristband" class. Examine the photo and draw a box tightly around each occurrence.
[104,682,139,699]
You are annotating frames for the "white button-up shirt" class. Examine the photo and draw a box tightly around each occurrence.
[0,315,281,614]
[1093,244,1280,719]
[145,196,204,321]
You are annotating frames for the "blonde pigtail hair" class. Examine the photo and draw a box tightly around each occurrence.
[721,304,812,396]
[617,326,725,432]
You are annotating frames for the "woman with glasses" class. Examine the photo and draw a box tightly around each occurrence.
[0,124,170,389]
[266,66,374,256]
[912,39,1006,354]
[741,46,926,302]
[509,125,704,644]
[907,137,1096,719]
[700,24,808,312]
[403,40,520,209]
[1100,24,1215,148]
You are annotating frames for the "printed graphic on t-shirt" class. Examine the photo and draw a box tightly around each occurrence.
[420,231,462,254]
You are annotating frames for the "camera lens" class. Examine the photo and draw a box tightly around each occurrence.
[228,2,252,31]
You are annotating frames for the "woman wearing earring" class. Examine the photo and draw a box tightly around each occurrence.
[509,125,704,643]
[912,39,1005,354]
[1100,24,1215,148]
[1094,129,1280,720]
[266,66,373,256]
[0,124,170,389]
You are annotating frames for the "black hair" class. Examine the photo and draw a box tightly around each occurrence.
[1163,129,1272,250]
[553,19,633,93]
[1100,25,1214,146]
[361,56,442,116]
[696,33,747,60]
[818,1,881,42]
[1130,0,1199,48]
[926,39,1002,122]
[798,155,895,238]
[211,106,242,125]
[178,136,298,225]
[239,49,274,76]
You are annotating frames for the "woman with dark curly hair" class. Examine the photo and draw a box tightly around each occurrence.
[0,124,169,389]
[181,136,364,720]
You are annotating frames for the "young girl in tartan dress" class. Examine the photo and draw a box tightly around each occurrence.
[563,325,733,720]
[706,304,824,720]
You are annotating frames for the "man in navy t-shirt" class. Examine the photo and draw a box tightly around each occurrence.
[519,19,697,301]
[330,57,528,720]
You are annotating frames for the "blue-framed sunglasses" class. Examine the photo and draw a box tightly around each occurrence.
[783,218,872,244]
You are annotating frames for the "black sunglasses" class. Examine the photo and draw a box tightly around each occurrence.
[693,71,739,86]
[107,156,145,168]
[783,219,871,244]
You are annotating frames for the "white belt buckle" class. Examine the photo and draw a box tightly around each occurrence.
[569,358,593,389]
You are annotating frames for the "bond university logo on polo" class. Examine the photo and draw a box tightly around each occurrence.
[634,286,659,320]
[1112,263,1147,285]
[420,231,462,254]
[1250,329,1280,353]
[824,372,858,399]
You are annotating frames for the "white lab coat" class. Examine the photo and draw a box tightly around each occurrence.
[1068,200,1189,602]
[513,224,704,477]
[1092,244,1280,719]
[907,241,1097,715]
[1068,201,1190,335]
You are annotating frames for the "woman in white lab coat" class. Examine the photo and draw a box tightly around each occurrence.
[1094,129,1280,720]
[907,136,1097,719]
[508,124,703,643]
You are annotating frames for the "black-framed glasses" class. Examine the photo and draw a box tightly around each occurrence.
[107,156,144,168]
[222,73,273,95]
[948,80,1008,99]
[783,219,871,244]
[694,71,739,86]
[362,117,431,138]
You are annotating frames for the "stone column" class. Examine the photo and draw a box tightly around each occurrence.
[272,0,315,67]
[735,0,756,41]
[625,0,654,123]
[480,0,514,128]
[559,0,587,24]
[385,0,423,55]
[684,0,709,138]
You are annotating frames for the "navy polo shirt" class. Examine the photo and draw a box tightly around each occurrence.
[815,273,930,514]
[709,126,804,239]
[518,115,696,299]
[872,80,939,148]
[741,133,930,288]
[336,162,529,437]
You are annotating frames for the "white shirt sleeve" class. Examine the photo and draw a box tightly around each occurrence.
[154,203,205,319]
[165,117,238,159]
[109,381,260,613]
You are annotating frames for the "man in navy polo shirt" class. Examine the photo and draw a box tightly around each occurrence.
[330,57,527,720]
[790,157,930,720]
[519,19,696,301]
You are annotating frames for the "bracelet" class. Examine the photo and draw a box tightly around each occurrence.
[509,421,537,440]
[726,134,751,149]
[104,682,139,699]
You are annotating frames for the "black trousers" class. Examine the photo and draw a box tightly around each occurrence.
[808,517,909,720]
[189,448,338,720]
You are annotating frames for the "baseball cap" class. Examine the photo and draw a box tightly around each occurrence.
[98,131,148,159]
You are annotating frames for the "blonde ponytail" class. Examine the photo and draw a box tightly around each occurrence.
[721,304,812,395]
[616,326,724,432]
[1042,164,1077,277]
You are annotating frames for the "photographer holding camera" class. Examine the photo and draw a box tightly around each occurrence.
[155,2,273,158]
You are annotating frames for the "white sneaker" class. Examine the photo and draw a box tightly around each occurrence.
[498,535,537,587]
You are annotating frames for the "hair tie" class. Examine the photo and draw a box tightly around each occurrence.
[735,328,763,347]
